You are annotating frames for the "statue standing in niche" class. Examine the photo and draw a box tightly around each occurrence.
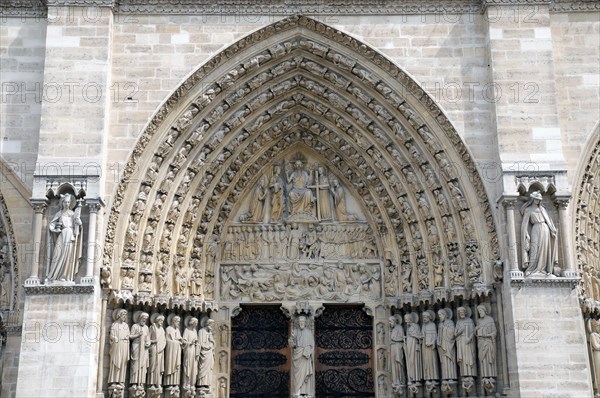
[437,308,457,381]
[108,309,130,385]
[164,315,182,386]
[130,311,150,386]
[389,315,406,388]
[520,191,558,276]
[269,165,285,222]
[240,175,268,223]
[455,307,476,377]
[148,314,166,388]
[46,193,83,282]
[404,312,423,385]
[475,304,497,378]
[197,318,216,388]
[289,315,315,398]
[288,160,315,215]
[182,317,199,389]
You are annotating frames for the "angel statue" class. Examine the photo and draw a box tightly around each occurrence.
[46,193,83,282]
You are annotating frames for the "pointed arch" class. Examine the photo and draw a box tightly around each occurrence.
[0,190,19,312]
[103,16,499,305]
[574,122,600,315]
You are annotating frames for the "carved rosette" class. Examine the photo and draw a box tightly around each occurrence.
[102,16,498,307]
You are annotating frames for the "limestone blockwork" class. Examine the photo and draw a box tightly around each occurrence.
[101,16,504,397]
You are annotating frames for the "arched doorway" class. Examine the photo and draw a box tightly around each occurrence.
[102,16,502,398]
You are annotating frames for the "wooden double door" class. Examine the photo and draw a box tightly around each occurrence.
[230,305,375,398]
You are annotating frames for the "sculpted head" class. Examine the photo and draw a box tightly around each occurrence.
[298,316,307,330]
[294,160,303,170]
[155,315,165,327]
[477,304,488,318]
[389,315,399,328]
[457,307,466,319]
[438,309,447,322]
[118,309,127,322]
[172,316,181,328]
[404,313,412,325]
[139,312,149,325]
[204,318,215,332]
[423,311,433,324]
[59,194,72,210]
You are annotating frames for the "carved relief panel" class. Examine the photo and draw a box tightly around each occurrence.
[219,151,382,304]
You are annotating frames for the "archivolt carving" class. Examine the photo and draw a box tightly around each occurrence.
[104,16,498,305]
[575,130,600,315]
[0,190,18,312]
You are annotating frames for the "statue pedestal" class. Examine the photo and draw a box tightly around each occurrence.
[505,279,592,397]
[16,286,100,397]
[195,386,213,398]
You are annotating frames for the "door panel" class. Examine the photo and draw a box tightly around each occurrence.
[315,306,375,398]
[230,306,290,397]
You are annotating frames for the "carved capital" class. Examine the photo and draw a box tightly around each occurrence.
[86,199,104,213]
[553,198,570,210]
[501,198,518,210]
[30,200,48,214]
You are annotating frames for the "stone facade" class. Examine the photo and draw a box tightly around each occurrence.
[0,1,598,397]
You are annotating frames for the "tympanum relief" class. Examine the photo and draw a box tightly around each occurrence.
[220,152,380,303]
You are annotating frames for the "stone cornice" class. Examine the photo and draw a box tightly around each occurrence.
[2,0,597,18]
[510,275,580,288]
[24,283,95,295]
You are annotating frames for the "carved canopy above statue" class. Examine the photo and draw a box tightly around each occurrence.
[104,16,499,307]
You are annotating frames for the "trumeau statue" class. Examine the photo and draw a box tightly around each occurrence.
[520,191,558,276]
[46,193,83,282]
[109,309,130,385]
[290,315,315,398]
[164,315,182,386]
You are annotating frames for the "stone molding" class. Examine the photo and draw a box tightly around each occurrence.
[510,275,580,288]
[1,0,597,17]
[0,191,19,312]
[573,127,600,310]
[23,283,95,295]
